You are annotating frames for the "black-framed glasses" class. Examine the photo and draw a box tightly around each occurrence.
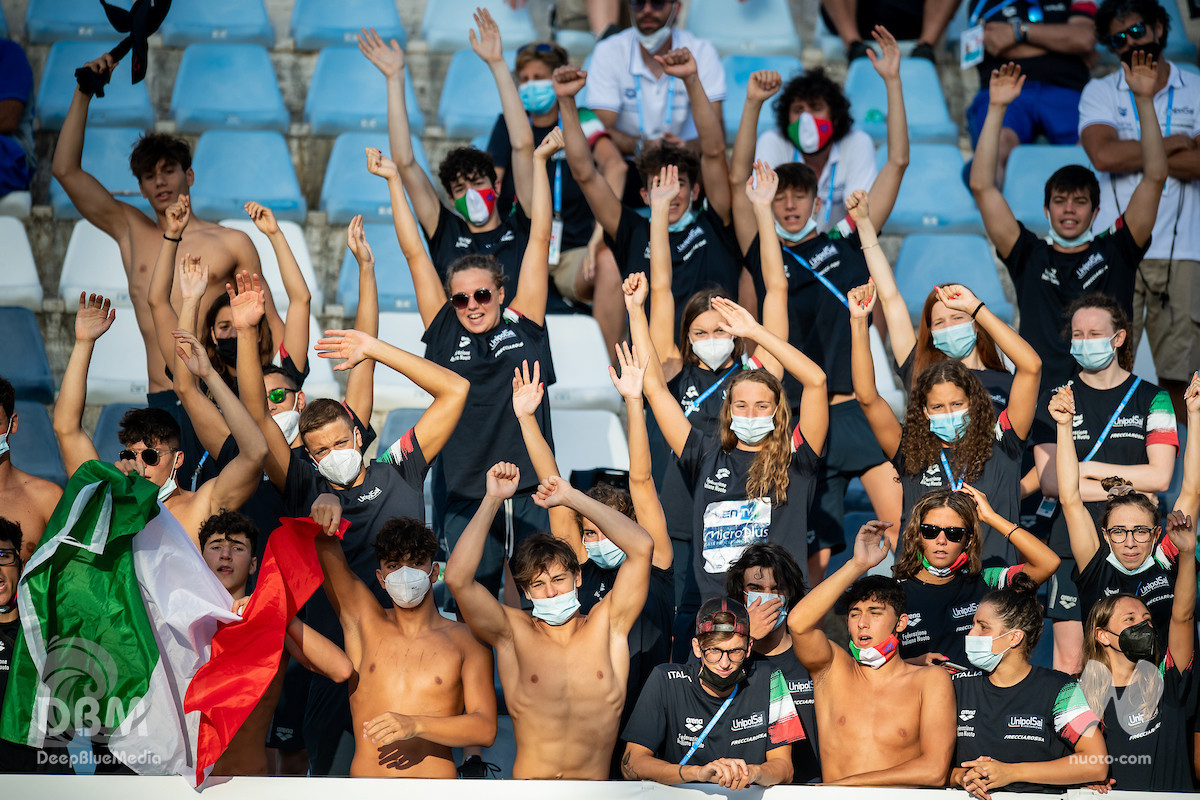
[0,548,18,566]
[1108,21,1146,50]
[119,447,171,467]
[451,288,493,309]
[267,387,297,404]
[701,646,748,664]
[630,0,672,10]
[1105,525,1156,543]
[920,523,969,543]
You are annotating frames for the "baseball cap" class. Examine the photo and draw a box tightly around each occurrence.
[695,596,750,637]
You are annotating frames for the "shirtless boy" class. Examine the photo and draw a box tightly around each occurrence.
[444,464,652,778]
[788,521,955,786]
[0,377,62,562]
[199,510,352,776]
[309,500,497,777]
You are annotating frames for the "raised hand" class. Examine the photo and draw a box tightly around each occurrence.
[847,281,876,320]
[164,194,191,239]
[316,329,377,371]
[934,283,983,316]
[746,70,781,103]
[1165,509,1196,555]
[552,65,587,98]
[357,27,404,78]
[1186,371,1200,416]
[81,52,118,79]
[347,214,375,268]
[178,253,210,303]
[648,165,679,210]
[745,160,778,207]
[227,270,266,331]
[987,63,1025,106]
[866,25,900,80]
[363,712,417,745]
[608,341,647,400]
[469,7,504,64]
[623,272,648,311]
[655,47,697,79]
[511,359,545,419]
[365,147,399,181]
[311,492,344,536]
[851,520,893,569]
[845,188,869,222]
[1123,49,1158,98]
[532,474,573,509]
[244,201,279,235]
[534,127,565,160]
[958,483,995,525]
[173,328,214,380]
[1048,385,1075,426]
[710,296,759,340]
[486,461,520,500]
[75,292,115,342]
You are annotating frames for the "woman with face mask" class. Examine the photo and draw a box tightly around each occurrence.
[849,281,1041,567]
[893,486,1058,671]
[950,572,1108,797]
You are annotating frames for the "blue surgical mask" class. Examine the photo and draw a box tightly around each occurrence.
[584,538,626,569]
[928,409,969,443]
[964,630,1016,672]
[1045,226,1094,249]
[1070,336,1117,371]
[931,322,977,360]
[730,414,775,445]
[530,589,581,625]
[775,215,816,244]
[745,590,788,630]
[0,431,9,460]
[668,207,697,233]
[518,79,557,115]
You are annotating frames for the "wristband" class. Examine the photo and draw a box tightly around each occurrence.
[163,233,182,242]
[1006,525,1020,539]
[971,301,985,319]
[862,243,880,251]
[679,765,685,783]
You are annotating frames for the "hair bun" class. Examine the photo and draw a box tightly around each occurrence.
[1101,476,1134,496]
[1007,571,1038,597]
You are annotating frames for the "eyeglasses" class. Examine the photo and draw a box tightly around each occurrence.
[1105,525,1156,543]
[630,0,672,9]
[119,447,171,467]
[920,523,969,543]
[1108,21,1146,50]
[451,288,493,309]
[701,646,748,664]
[267,387,296,405]
[0,548,18,566]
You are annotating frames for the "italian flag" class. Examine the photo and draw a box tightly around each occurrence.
[767,669,805,745]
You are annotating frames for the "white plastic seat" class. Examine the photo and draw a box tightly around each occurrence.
[546,315,621,414]
[549,409,630,476]
[88,308,150,404]
[60,220,129,305]
[217,219,323,314]
[0,218,43,310]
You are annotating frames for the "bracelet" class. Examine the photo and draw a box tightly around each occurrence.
[970,301,985,319]
[678,765,685,783]
[1005,525,1020,539]
[1011,18,1025,43]
[163,233,182,242]
[862,243,880,251]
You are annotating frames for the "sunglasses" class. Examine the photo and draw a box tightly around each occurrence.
[1104,525,1156,543]
[119,447,172,467]
[920,523,969,543]
[630,0,672,9]
[1107,21,1146,50]
[267,387,297,404]
[451,288,493,309]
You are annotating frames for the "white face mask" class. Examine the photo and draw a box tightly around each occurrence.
[635,9,675,53]
[691,337,735,371]
[730,414,775,445]
[530,589,581,625]
[273,410,300,445]
[317,446,363,487]
[158,472,178,503]
[384,565,433,608]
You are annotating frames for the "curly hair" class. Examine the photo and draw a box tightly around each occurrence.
[1064,293,1135,371]
[129,132,192,178]
[979,572,1043,658]
[726,543,808,610]
[118,407,181,450]
[718,371,794,504]
[202,292,273,391]
[845,574,907,617]
[444,253,508,297]
[678,289,747,369]
[898,360,997,484]
[911,288,1008,381]
[1095,0,1170,46]
[437,146,498,198]
[893,488,983,579]
[374,517,438,565]
[633,143,700,189]
[198,509,259,554]
[581,483,636,526]
[772,67,853,144]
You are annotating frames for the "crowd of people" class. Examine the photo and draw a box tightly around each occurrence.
[2,0,1200,792]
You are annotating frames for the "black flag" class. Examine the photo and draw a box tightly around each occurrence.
[74,0,172,97]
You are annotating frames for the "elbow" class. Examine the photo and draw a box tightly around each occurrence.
[888,150,910,171]
[331,658,355,684]
[477,716,498,748]
[1144,164,1169,186]
[807,370,828,392]
[50,156,74,182]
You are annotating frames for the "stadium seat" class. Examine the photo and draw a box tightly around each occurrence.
[876,144,985,234]
[421,1,537,52]
[0,219,43,311]
[291,0,406,50]
[721,54,803,145]
[377,407,434,517]
[170,45,289,133]
[49,127,152,219]
[11,401,67,486]
[305,48,424,136]
[60,220,127,305]
[302,316,342,399]
[189,131,306,223]
[159,0,274,47]
[1163,0,1199,62]
[1001,144,1089,235]
[25,0,112,42]
[812,15,924,60]
[93,403,139,465]
[546,316,622,414]
[35,41,154,130]
[554,28,594,55]
[0,308,54,404]
[0,191,30,219]
[845,58,957,144]
[338,223,425,315]
[470,134,490,151]
[88,309,149,404]
[215,219,323,313]
[551,409,630,475]
[318,132,430,224]
[437,49,514,138]
[894,234,1015,325]
[684,0,802,56]
[372,313,435,410]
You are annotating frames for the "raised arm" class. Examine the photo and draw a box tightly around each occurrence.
[658,48,730,223]
[473,8,534,209]
[968,64,1024,258]
[1176,373,1200,521]
[148,196,189,366]
[315,531,381,633]
[172,256,232,457]
[1120,53,1168,248]
[626,274,692,457]
[1164,509,1196,673]
[730,71,781,252]
[846,190,915,364]
[342,215,379,427]
[54,293,112,475]
[1050,386,1101,568]
[508,129,560,325]
[848,282,902,458]
[960,484,1060,585]
[245,202,310,372]
[554,66,622,237]
[647,166,684,373]
[863,26,909,230]
[745,161,789,378]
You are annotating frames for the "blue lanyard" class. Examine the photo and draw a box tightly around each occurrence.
[1082,377,1142,462]
[1128,87,1173,135]
[782,246,849,308]
[939,450,964,491]
[679,684,739,765]
[634,74,675,140]
[969,0,1020,25]
[684,364,740,418]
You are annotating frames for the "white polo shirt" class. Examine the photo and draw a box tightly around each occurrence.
[754,127,879,233]
[586,27,726,144]
[1079,62,1200,261]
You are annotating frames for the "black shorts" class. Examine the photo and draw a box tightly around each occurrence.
[1046,558,1082,622]
[808,401,889,554]
[266,655,312,751]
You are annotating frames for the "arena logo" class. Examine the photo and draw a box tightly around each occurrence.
[906,612,922,626]
[959,709,976,721]
[685,717,704,733]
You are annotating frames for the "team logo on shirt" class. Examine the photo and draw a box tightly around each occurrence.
[1104,587,1120,597]
[951,603,978,619]
[920,465,943,488]
[357,486,382,503]
[1140,575,1170,596]
[1040,268,1061,287]
[959,709,976,721]
[685,717,705,732]
[906,612,922,626]
[459,336,471,348]
[456,236,472,249]
[1008,715,1044,730]
[730,713,765,731]
[807,244,839,272]
[789,679,813,697]
[716,468,730,480]
[667,670,691,681]
[1057,595,1077,609]
[704,473,729,493]
[489,328,517,349]
[1076,253,1105,282]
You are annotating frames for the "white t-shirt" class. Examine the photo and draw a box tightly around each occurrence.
[1078,63,1200,261]
[754,127,879,233]
[586,27,726,143]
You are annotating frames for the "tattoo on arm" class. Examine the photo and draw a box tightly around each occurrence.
[621,751,637,779]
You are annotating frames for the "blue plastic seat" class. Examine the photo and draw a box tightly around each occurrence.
[36,41,154,130]
[50,127,152,218]
[338,223,423,315]
[894,234,1015,326]
[0,308,54,404]
[160,0,274,46]
[319,132,430,224]
[170,44,288,133]
[721,54,803,145]
[438,49,515,139]
[188,131,305,222]
[305,47,424,135]
[1162,1,1199,62]
[11,401,67,486]
[421,1,536,52]
[845,58,957,144]
[1001,144,1090,235]
[0,219,43,311]
[92,403,139,465]
[684,0,802,56]
[291,0,406,50]
[25,0,113,43]
[877,144,985,234]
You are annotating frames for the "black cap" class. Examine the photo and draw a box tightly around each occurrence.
[695,596,750,637]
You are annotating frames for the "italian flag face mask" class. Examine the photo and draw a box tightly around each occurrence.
[787,112,834,155]
[922,551,969,578]
[848,633,899,669]
[454,187,497,226]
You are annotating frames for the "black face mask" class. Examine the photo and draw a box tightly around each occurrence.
[699,663,746,692]
[1107,620,1157,663]
[214,337,238,366]
[1121,40,1163,66]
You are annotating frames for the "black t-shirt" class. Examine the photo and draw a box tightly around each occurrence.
[1075,539,1179,653]
[746,219,867,397]
[426,204,531,290]
[897,351,1013,417]
[894,410,1026,567]
[607,204,742,331]
[975,0,1095,91]
[899,565,1025,664]
[422,303,555,501]
[953,666,1100,792]
[1002,219,1146,388]
[0,617,69,773]
[1102,654,1196,791]
[623,659,803,767]
[758,649,821,783]
[678,425,820,601]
